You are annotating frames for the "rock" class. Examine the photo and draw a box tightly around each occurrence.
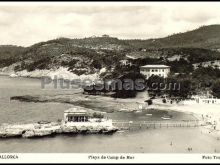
[22,129,54,138]
[61,126,78,133]
[78,126,88,133]
[0,120,118,138]
[0,128,23,138]
[22,130,35,138]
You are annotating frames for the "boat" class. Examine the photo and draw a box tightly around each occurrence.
[9,73,18,78]
[161,114,172,120]
[134,110,142,113]
[118,108,130,112]
[116,130,125,133]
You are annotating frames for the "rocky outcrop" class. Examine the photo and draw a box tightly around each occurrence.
[0,121,118,138]
[0,122,61,138]
[0,128,23,138]
[61,125,78,133]
[22,129,55,138]
[61,124,118,134]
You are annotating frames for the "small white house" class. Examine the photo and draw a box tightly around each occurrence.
[182,95,220,105]
[119,59,132,66]
[140,65,170,79]
[63,107,114,128]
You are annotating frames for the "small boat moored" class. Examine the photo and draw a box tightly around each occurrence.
[161,114,173,120]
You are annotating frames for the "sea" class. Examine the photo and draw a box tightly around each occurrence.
[0,75,219,153]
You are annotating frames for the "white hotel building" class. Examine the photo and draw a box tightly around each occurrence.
[140,65,171,79]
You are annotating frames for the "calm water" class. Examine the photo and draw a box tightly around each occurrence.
[0,75,219,153]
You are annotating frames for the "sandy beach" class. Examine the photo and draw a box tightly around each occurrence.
[148,99,220,139]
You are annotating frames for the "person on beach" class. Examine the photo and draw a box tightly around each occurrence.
[214,125,216,130]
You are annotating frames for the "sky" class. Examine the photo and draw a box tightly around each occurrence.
[1,2,220,47]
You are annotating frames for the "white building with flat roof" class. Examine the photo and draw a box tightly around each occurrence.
[140,65,170,79]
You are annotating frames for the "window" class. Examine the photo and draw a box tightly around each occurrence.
[152,69,154,72]
[73,116,78,122]
[68,116,73,122]
[85,116,89,122]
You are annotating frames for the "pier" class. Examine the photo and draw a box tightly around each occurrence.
[112,120,207,130]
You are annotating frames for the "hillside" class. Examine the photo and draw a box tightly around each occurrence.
[1,25,220,78]
[126,25,220,50]
[0,45,25,68]
[2,37,128,76]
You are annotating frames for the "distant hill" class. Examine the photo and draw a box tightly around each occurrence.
[126,25,220,49]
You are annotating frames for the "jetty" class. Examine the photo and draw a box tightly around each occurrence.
[112,120,208,130]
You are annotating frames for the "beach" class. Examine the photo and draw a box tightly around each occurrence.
[148,99,220,138]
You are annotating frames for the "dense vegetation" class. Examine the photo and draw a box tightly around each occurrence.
[0,45,25,68]
[146,67,220,98]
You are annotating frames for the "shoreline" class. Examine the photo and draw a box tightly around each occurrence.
[0,67,101,81]
[148,100,220,139]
